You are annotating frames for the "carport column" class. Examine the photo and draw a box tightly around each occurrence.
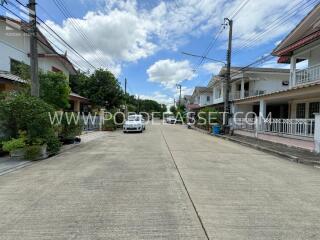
[314,114,320,153]
[259,99,266,119]
[240,77,245,99]
[259,99,266,134]
[290,56,297,88]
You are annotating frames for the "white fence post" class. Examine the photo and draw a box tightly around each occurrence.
[314,114,320,153]
[99,108,105,131]
[255,116,259,138]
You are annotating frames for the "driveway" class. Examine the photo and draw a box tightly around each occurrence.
[0,123,319,239]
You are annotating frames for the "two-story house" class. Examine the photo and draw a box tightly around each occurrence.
[232,4,320,152]
[0,16,88,112]
[208,67,290,114]
[191,87,213,107]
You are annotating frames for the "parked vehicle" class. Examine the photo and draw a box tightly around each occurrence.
[166,116,177,124]
[123,115,145,133]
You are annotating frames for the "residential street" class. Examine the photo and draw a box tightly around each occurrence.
[0,123,320,240]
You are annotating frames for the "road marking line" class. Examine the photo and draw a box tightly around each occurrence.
[160,126,211,240]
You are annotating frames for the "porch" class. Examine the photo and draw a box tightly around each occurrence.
[232,83,320,152]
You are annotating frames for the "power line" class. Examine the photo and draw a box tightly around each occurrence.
[233,0,319,55]
[229,0,251,19]
[11,0,98,70]
[51,0,107,68]
[1,2,88,72]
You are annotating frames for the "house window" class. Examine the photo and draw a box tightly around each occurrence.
[207,96,210,102]
[52,66,62,73]
[309,102,320,118]
[296,103,306,118]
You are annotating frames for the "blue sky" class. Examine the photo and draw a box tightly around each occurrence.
[1,0,317,105]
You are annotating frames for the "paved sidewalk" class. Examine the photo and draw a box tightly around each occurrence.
[191,126,320,166]
[0,131,107,175]
[220,134,320,166]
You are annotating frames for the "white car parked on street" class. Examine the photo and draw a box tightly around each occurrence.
[165,116,177,124]
[123,115,146,133]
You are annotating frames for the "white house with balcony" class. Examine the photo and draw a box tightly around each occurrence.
[206,67,290,112]
[232,4,320,153]
[191,87,213,107]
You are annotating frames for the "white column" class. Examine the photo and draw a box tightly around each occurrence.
[314,113,320,153]
[259,99,266,119]
[290,56,297,88]
[240,77,245,99]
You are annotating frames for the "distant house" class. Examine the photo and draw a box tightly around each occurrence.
[191,87,213,107]
[0,16,87,112]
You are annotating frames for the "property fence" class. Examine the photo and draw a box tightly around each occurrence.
[83,115,101,131]
[233,118,315,138]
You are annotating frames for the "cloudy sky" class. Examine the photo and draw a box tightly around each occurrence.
[2,0,317,105]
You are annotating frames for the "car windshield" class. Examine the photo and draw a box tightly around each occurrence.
[128,116,141,121]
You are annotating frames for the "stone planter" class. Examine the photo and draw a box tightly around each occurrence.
[10,144,48,161]
[10,148,25,160]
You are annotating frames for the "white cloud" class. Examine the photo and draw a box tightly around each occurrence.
[147,59,196,89]
[42,0,315,75]
[139,91,173,106]
[202,62,224,75]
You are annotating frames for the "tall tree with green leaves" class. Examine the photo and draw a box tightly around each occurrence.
[39,72,71,110]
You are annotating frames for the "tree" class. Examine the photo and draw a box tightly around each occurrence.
[170,105,177,115]
[69,71,88,95]
[71,69,124,109]
[39,72,71,110]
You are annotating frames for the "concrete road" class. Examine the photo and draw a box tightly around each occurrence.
[0,123,319,240]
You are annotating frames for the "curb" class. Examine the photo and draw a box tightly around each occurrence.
[189,126,320,167]
[215,134,320,167]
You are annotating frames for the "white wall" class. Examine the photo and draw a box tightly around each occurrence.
[231,72,289,97]
[249,72,289,93]
[0,21,70,78]
[308,45,320,67]
[199,93,212,106]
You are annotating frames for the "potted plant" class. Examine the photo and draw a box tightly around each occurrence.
[59,112,84,144]
[0,93,62,159]
[2,135,26,160]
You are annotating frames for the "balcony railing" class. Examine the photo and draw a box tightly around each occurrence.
[230,90,267,100]
[296,64,320,85]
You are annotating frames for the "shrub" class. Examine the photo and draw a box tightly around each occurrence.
[0,93,61,153]
[59,112,83,140]
[24,145,42,160]
[2,137,26,152]
[102,118,116,131]
[46,135,62,155]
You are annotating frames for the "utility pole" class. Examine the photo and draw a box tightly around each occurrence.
[176,84,182,107]
[28,0,39,97]
[224,18,233,127]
